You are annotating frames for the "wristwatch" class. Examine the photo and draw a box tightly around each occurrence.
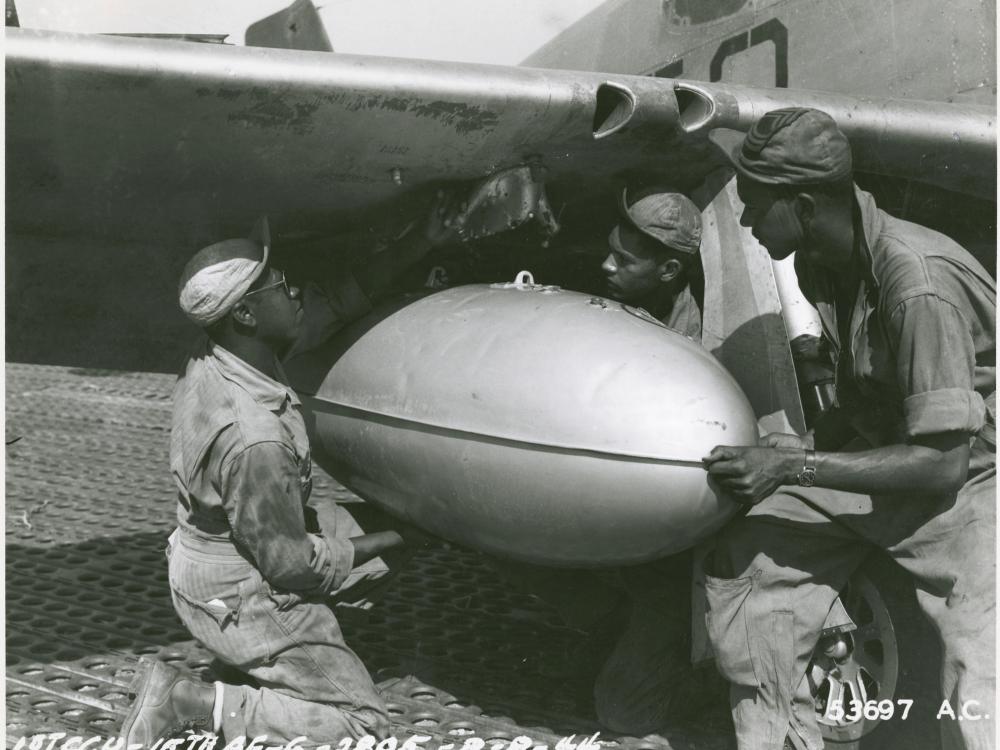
[796,449,817,487]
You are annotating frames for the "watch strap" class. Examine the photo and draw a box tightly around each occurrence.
[797,449,817,487]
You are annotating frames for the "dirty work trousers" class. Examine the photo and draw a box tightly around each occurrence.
[168,503,405,745]
[494,553,717,735]
[702,468,996,750]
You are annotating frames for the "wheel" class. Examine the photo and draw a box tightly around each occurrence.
[813,569,898,745]
[812,553,941,750]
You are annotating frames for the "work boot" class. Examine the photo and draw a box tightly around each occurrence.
[121,658,215,745]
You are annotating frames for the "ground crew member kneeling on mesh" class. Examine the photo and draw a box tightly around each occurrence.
[121,205,462,744]
[701,108,996,750]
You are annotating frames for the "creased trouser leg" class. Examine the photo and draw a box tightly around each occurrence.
[703,473,996,750]
[169,536,389,746]
[704,496,868,750]
[888,470,996,750]
[496,555,705,735]
[593,554,705,734]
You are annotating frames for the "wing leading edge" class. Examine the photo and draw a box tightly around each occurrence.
[6,28,994,382]
[8,28,994,248]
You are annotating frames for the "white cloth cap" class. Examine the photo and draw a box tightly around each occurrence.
[178,237,269,327]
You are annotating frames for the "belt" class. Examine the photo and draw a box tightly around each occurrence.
[172,526,246,558]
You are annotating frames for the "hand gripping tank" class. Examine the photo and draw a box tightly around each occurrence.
[304,279,758,567]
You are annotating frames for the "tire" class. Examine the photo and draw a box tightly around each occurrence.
[815,552,942,750]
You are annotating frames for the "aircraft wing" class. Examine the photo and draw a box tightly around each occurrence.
[8,27,995,247]
[6,27,994,387]
[7,28,723,247]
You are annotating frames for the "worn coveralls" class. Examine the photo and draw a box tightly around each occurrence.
[498,283,707,734]
[703,187,996,750]
[169,275,393,743]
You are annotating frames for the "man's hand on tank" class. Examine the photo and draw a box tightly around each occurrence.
[759,432,815,450]
[423,189,469,247]
[703,445,801,505]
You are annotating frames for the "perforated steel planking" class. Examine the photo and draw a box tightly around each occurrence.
[6,364,730,750]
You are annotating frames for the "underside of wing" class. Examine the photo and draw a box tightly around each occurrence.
[8,28,994,247]
[7,28,728,248]
[6,29,995,382]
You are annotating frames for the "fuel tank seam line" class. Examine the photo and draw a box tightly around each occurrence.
[301,395,707,468]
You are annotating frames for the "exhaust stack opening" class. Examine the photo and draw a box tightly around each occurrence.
[674,82,716,133]
[592,82,637,139]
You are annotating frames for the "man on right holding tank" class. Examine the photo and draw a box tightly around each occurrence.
[701,107,996,750]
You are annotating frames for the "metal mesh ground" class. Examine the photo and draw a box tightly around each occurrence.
[6,363,732,749]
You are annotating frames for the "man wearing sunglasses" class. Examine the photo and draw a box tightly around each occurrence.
[123,202,464,744]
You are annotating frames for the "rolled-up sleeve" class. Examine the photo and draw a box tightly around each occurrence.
[306,533,355,593]
[221,441,354,594]
[889,293,987,438]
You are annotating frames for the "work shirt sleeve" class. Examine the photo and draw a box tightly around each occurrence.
[306,491,348,543]
[662,285,703,342]
[888,293,987,439]
[220,441,354,595]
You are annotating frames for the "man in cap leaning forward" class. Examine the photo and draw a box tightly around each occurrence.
[592,188,716,732]
[122,206,462,744]
[588,187,711,731]
[701,108,995,750]
[497,188,714,735]
[600,186,704,338]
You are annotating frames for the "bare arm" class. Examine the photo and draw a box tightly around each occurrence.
[351,232,433,303]
[350,519,433,566]
[808,432,968,494]
[348,530,405,567]
[307,494,429,569]
[705,431,970,505]
[708,291,984,505]
[352,190,466,303]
